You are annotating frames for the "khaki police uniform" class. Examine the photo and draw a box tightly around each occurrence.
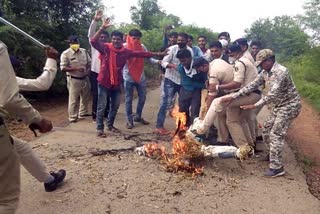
[60,48,91,122]
[226,57,260,147]
[0,41,43,213]
[197,59,234,142]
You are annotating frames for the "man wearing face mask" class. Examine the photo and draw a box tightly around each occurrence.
[155,32,194,134]
[214,44,261,150]
[218,31,231,52]
[60,35,91,123]
[90,18,167,137]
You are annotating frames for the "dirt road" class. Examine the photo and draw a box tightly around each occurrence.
[16,88,320,214]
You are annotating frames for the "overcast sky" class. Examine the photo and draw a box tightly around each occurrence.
[103,0,306,40]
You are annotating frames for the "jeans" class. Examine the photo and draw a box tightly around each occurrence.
[178,87,201,126]
[156,78,180,128]
[90,72,110,120]
[96,84,121,130]
[124,80,147,123]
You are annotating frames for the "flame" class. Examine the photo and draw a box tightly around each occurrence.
[142,105,203,176]
[144,143,165,158]
[170,105,187,131]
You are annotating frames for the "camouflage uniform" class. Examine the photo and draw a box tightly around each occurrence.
[233,59,301,169]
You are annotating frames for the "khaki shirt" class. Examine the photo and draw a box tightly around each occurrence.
[243,50,255,65]
[0,41,41,124]
[208,59,234,87]
[16,58,57,91]
[233,57,258,89]
[60,48,91,78]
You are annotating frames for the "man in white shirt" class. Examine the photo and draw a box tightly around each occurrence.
[0,42,65,213]
[88,10,110,122]
[155,32,193,134]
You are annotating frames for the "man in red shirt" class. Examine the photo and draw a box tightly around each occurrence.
[90,18,166,137]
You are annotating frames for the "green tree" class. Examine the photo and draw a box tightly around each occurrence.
[298,0,320,44]
[245,15,310,61]
[130,0,165,30]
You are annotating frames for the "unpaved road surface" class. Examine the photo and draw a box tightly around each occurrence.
[16,88,320,214]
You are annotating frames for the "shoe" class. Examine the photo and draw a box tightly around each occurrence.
[126,122,134,129]
[79,113,92,118]
[97,130,107,138]
[107,126,120,133]
[153,128,170,135]
[44,169,66,192]
[69,120,77,123]
[263,167,285,178]
[134,117,149,125]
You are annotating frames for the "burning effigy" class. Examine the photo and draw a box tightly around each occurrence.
[135,106,254,176]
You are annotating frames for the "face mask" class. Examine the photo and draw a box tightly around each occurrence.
[228,56,236,64]
[219,39,228,47]
[178,43,187,49]
[70,44,80,51]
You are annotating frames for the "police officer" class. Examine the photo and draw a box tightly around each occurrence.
[221,49,301,177]
[60,35,91,123]
[0,41,65,213]
[217,44,260,148]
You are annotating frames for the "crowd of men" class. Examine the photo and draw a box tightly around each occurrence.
[0,10,301,213]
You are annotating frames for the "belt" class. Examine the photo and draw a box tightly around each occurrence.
[67,75,87,80]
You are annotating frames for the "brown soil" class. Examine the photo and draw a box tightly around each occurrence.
[6,84,320,213]
[288,99,320,199]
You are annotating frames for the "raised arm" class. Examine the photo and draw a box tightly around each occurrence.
[90,17,112,54]
[17,47,58,91]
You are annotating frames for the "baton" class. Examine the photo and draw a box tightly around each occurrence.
[0,17,46,48]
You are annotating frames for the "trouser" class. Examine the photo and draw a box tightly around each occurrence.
[14,137,50,183]
[199,89,208,120]
[96,84,121,130]
[156,78,180,128]
[226,93,261,147]
[254,104,264,138]
[90,72,109,120]
[124,80,147,123]
[216,110,229,143]
[178,87,201,126]
[67,76,91,122]
[263,102,301,169]
[0,122,20,214]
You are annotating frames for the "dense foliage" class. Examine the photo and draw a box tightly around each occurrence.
[0,0,319,109]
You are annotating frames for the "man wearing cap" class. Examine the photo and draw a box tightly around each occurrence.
[234,38,255,65]
[215,44,260,149]
[176,50,207,126]
[60,35,92,123]
[221,49,301,177]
